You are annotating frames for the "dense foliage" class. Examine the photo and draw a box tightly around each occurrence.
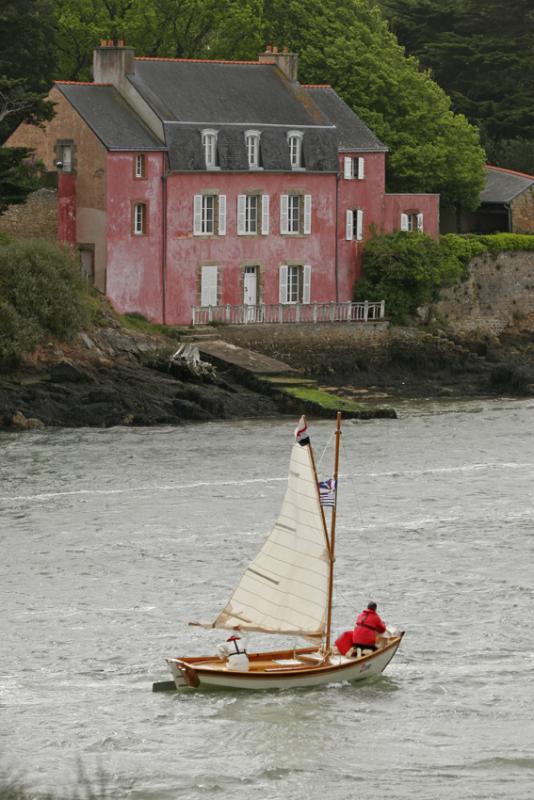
[354,231,534,324]
[354,232,467,323]
[380,0,534,174]
[0,0,57,209]
[0,240,89,363]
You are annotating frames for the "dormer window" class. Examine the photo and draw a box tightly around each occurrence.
[287,131,303,169]
[202,129,218,169]
[245,130,261,169]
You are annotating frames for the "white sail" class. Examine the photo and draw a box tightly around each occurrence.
[209,443,330,639]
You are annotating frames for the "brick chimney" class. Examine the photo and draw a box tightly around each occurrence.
[258,45,298,82]
[93,40,135,85]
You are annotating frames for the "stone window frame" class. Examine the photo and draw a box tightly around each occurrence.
[193,191,226,237]
[133,153,147,180]
[54,139,76,173]
[280,191,312,235]
[401,211,424,232]
[279,263,311,304]
[131,200,149,236]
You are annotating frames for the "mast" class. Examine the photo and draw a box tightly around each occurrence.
[325,411,342,653]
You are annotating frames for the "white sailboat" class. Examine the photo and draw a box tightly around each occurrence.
[165,413,404,690]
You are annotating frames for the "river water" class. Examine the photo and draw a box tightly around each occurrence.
[1,400,533,799]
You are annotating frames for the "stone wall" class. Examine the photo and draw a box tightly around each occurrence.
[0,188,58,241]
[433,250,534,333]
[511,188,534,234]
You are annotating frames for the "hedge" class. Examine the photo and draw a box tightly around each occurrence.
[355,231,534,323]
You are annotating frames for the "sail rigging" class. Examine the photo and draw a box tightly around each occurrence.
[209,442,330,639]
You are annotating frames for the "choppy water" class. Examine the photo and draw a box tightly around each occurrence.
[1,401,533,799]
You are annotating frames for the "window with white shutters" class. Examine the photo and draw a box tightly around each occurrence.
[279,265,311,304]
[401,212,423,232]
[346,208,363,241]
[281,193,310,234]
[193,194,226,235]
[343,156,365,180]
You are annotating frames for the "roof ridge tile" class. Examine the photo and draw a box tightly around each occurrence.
[486,163,534,181]
[56,80,112,86]
[135,56,266,65]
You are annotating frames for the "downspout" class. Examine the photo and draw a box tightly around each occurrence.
[335,172,340,302]
[161,158,168,325]
[505,202,512,233]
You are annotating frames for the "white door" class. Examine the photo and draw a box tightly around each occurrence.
[201,265,218,306]
[244,266,258,321]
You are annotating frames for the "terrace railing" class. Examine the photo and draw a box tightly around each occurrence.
[191,300,385,326]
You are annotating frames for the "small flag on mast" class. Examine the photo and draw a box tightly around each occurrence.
[295,415,310,446]
[318,478,337,507]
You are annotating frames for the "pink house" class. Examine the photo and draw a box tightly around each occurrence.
[7,43,439,325]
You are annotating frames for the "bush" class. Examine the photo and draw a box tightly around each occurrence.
[354,231,468,323]
[355,231,534,323]
[0,239,89,363]
[477,233,534,254]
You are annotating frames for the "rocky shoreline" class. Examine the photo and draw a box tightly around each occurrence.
[1,315,534,431]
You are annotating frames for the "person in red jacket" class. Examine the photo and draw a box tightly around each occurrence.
[352,601,386,653]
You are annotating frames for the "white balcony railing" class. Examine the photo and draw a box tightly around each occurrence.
[191,300,385,326]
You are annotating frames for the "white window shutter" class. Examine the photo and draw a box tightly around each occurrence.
[343,156,353,179]
[417,212,424,232]
[261,194,270,235]
[201,265,218,306]
[279,265,288,304]
[193,195,202,235]
[400,213,409,231]
[237,195,246,235]
[303,265,311,304]
[218,194,226,235]
[356,209,364,241]
[346,209,354,241]
[280,194,289,234]
[357,157,365,179]
[303,195,312,234]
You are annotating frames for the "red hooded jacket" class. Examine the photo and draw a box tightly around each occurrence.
[353,608,386,646]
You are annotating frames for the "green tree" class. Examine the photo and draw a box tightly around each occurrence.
[380,0,534,173]
[354,230,477,323]
[0,147,42,215]
[0,0,57,142]
[0,0,57,213]
[261,0,485,208]
[52,0,263,80]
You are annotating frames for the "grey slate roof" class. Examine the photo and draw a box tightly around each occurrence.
[129,60,330,126]
[56,84,164,150]
[480,166,534,204]
[303,86,387,152]
[57,59,386,170]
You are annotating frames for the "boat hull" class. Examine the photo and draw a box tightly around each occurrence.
[165,634,403,691]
